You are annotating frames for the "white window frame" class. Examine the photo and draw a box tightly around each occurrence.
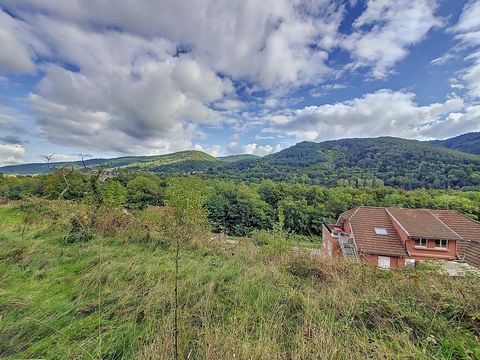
[435,239,448,249]
[415,238,427,247]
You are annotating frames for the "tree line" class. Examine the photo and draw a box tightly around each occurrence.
[1,170,479,237]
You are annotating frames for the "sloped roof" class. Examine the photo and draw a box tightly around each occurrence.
[337,206,480,258]
[337,207,358,224]
[386,208,463,241]
[430,210,480,256]
[430,210,480,242]
[346,207,408,257]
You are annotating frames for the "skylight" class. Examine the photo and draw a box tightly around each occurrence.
[374,227,388,236]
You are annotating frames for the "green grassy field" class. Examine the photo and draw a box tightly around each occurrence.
[1,204,479,359]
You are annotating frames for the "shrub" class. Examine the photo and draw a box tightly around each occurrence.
[63,213,93,244]
[285,254,327,280]
[251,229,291,256]
[251,207,291,256]
[127,176,162,209]
[101,181,127,208]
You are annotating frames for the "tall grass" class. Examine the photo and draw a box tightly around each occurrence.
[0,203,479,359]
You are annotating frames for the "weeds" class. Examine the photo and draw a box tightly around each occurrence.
[1,204,479,359]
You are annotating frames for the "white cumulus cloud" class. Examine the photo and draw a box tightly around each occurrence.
[227,135,281,156]
[341,0,441,78]
[0,144,26,166]
[0,11,36,74]
[264,90,476,141]
[448,1,480,99]
[193,144,221,157]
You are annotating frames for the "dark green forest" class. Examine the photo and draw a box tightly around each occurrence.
[208,137,480,188]
[429,132,480,155]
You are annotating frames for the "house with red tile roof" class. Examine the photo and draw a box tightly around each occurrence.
[321,206,480,269]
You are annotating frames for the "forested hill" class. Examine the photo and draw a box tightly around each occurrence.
[428,132,480,155]
[0,150,251,175]
[209,137,480,188]
[2,136,480,189]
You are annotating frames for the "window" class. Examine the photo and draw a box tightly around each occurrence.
[435,239,448,249]
[374,227,388,236]
[415,238,427,247]
[378,256,391,269]
[405,259,416,267]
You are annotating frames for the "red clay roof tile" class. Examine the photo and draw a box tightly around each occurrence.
[346,207,408,257]
[430,210,480,256]
[386,208,463,240]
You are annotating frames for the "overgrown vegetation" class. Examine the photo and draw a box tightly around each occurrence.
[1,202,479,359]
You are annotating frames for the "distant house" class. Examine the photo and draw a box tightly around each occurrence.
[321,206,480,269]
[99,171,115,182]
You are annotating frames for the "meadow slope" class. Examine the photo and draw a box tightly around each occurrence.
[1,204,479,359]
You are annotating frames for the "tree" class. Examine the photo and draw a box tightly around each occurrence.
[102,180,127,208]
[164,177,210,359]
[126,176,161,209]
[43,171,88,200]
[257,180,284,206]
[165,177,209,239]
[204,182,273,236]
[280,197,310,234]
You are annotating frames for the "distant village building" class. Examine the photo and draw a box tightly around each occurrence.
[99,171,115,182]
[321,206,480,269]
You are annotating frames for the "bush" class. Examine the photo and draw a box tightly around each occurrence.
[127,176,162,209]
[251,229,291,255]
[285,254,327,280]
[63,214,93,244]
[95,207,174,246]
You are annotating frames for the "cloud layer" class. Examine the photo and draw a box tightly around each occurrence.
[0,0,477,159]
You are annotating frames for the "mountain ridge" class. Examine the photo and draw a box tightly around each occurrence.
[428,132,480,155]
[2,133,480,189]
[206,136,480,188]
[0,150,258,175]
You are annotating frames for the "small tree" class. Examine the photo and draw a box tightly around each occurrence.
[165,177,209,359]
[266,206,291,255]
[102,180,127,209]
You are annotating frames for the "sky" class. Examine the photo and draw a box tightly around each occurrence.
[0,0,479,166]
